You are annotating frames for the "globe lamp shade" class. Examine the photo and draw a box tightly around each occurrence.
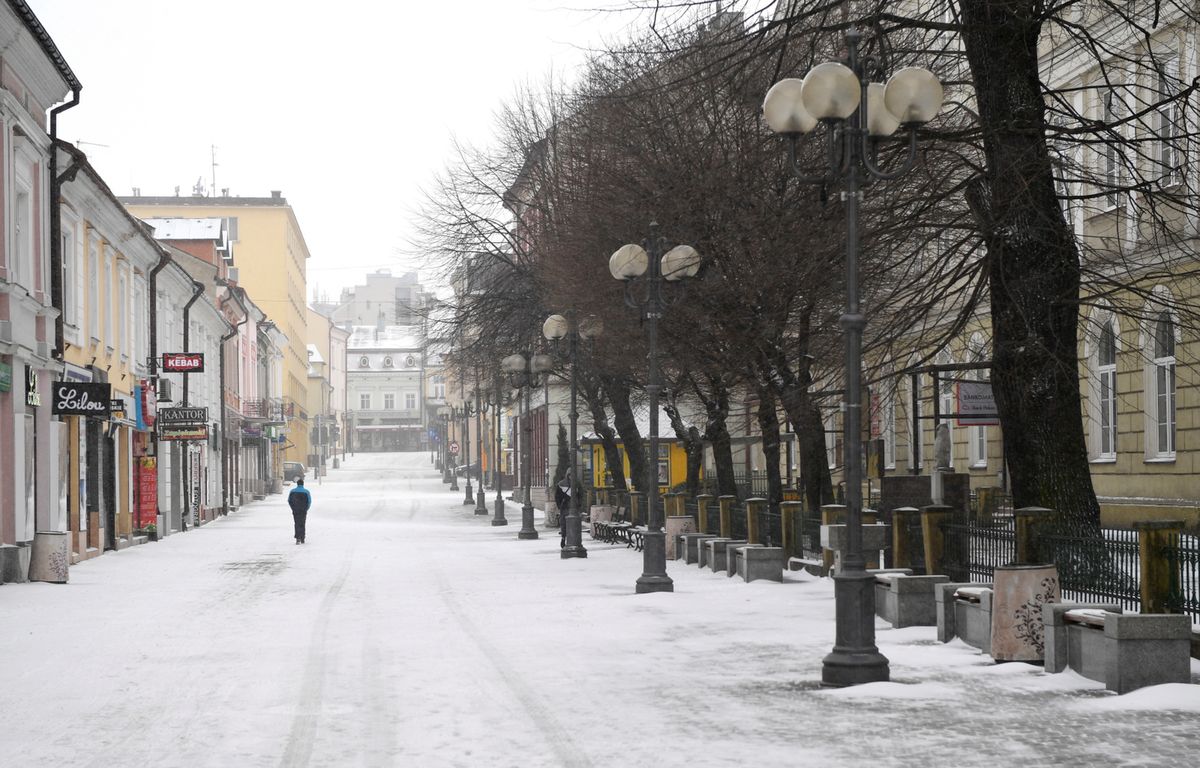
[542,314,568,340]
[866,83,901,137]
[661,244,701,281]
[609,243,648,280]
[801,62,861,121]
[884,67,944,125]
[763,78,817,135]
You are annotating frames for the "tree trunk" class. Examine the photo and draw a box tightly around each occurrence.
[602,375,649,493]
[582,373,626,491]
[959,0,1101,535]
[664,395,705,498]
[756,385,784,523]
[696,374,738,497]
[759,309,834,513]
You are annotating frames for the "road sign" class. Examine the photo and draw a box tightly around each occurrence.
[449,441,460,456]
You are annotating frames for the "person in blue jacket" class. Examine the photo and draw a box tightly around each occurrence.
[288,478,312,544]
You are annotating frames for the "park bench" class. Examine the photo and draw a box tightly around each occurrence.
[1043,604,1193,694]
[936,582,995,654]
[787,556,825,577]
[873,571,949,628]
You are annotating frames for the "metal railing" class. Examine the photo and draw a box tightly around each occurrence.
[1038,528,1141,612]
[1166,535,1200,622]
[940,515,1016,583]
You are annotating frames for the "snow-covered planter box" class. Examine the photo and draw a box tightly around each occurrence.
[725,543,763,577]
[737,546,784,583]
[702,538,746,572]
[678,533,717,565]
[873,570,948,628]
[1043,604,1193,694]
[936,582,994,654]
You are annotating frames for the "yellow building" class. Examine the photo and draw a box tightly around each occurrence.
[584,438,695,492]
[122,193,311,463]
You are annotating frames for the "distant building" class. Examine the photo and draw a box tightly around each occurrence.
[345,323,425,451]
[321,270,435,327]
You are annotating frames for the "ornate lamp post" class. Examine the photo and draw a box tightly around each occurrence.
[609,224,701,593]
[448,405,461,492]
[460,385,475,506]
[438,405,452,484]
[763,29,942,687]
[470,381,490,515]
[485,373,511,526]
[501,350,553,540]
[543,312,602,559]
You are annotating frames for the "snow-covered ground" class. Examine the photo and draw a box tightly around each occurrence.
[2,451,1197,768]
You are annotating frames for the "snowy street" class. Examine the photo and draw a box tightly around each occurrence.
[3,452,1199,768]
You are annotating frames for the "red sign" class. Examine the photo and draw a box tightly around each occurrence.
[136,457,158,528]
[162,353,205,373]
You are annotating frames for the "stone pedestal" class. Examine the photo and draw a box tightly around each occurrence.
[990,564,1060,662]
[0,543,31,583]
[30,531,70,583]
[664,516,697,559]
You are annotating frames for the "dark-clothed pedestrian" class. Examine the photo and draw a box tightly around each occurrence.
[288,478,312,544]
[555,477,571,548]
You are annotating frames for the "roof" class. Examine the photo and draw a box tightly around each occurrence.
[8,0,81,90]
[142,217,225,240]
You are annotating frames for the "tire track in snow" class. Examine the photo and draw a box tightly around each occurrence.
[431,566,593,768]
[278,554,353,768]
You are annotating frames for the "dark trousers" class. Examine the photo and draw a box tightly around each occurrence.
[293,511,307,542]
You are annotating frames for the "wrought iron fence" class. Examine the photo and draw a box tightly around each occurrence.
[940,515,1016,583]
[729,502,747,540]
[1038,528,1141,612]
[1165,534,1200,623]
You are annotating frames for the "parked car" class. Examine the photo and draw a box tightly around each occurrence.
[453,461,481,478]
[283,461,305,483]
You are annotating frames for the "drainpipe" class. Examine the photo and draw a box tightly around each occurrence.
[49,88,81,359]
[180,280,204,406]
[218,285,247,515]
[146,250,171,526]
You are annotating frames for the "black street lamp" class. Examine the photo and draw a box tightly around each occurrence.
[763,28,942,687]
[438,405,453,484]
[486,373,511,526]
[470,381,490,515]
[501,350,553,540]
[460,385,475,506]
[543,312,602,560]
[609,224,701,594]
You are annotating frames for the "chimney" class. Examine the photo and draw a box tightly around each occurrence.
[270,190,282,199]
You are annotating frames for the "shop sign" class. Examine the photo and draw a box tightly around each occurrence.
[51,381,112,416]
[0,361,11,392]
[162,352,205,373]
[956,380,999,426]
[26,366,40,406]
[159,406,208,426]
[159,423,209,441]
[136,457,158,528]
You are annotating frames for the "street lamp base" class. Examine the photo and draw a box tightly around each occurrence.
[635,530,673,593]
[561,545,588,559]
[821,568,890,687]
[518,504,539,539]
[492,497,508,526]
[463,490,475,505]
[474,499,488,515]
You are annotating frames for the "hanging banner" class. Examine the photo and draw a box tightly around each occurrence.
[162,353,205,373]
[51,381,112,416]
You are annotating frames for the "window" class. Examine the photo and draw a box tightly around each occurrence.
[1096,322,1118,459]
[88,240,100,340]
[14,189,31,285]
[966,335,989,469]
[1103,91,1123,208]
[405,393,417,410]
[118,270,128,358]
[433,374,445,400]
[383,356,394,368]
[359,356,370,368]
[383,393,395,410]
[883,385,896,470]
[360,393,372,410]
[1157,55,1181,181]
[1150,311,1176,457]
[103,250,113,344]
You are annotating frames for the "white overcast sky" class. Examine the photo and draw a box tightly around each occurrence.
[24,0,664,300]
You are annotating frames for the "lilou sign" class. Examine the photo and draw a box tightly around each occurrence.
[52,381,112,416]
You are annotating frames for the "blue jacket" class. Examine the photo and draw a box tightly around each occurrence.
[288,485,311,514]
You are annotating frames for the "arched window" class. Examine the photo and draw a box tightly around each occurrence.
[966,334,989,469]
[1150,311,1176,457]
